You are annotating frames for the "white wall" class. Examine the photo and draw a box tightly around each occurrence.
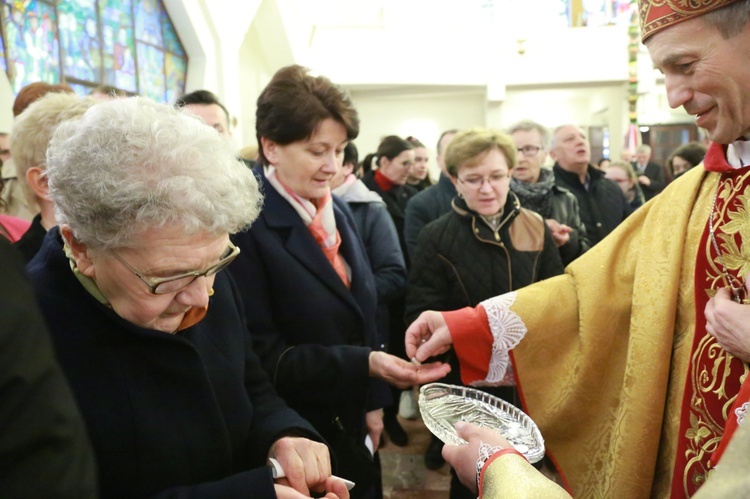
[348,89,486,178]
[2,0,682,160]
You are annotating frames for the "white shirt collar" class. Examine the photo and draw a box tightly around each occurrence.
[727,136,750,168]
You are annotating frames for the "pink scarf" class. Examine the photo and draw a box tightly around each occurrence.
[264,167,350,288]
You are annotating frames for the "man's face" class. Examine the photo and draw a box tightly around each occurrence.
[635,150,649,165]
[183,103,230,137]
[0,134,10,163]
[436,132,456,174]
[647,16,750,143]
[551,125,591,170]
[511,129,545,183]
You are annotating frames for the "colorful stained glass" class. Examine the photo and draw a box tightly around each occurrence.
[3,0,61,93]
[0,8,7,74]
[58,0,101,82]
[160,8,183,56]
[165,52,185,104]
[1,0,185,101]
[67,82,93,97]
[137,42,165,102]
[135,0,163,46]
[100,0,137,92]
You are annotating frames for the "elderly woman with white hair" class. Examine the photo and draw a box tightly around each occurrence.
[26,97,349,499]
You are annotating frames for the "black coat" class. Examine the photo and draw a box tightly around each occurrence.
[633,161,667,200]
[361,171,418,267]
[13,213,47,263]
[0,236,97,498]
[27,228,319,498]
[229,169,389,453]
[403,173,457,259]
[553,163,630,246]
[406,193,564,323]
[406,194,564,391]
[509,178,590,265]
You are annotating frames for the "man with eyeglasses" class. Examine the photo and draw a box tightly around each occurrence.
[508,120,589,264]
[550,124,630,245]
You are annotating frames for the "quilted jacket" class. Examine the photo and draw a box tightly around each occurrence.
[406,192,564,323]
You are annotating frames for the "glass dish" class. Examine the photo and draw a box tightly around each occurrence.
[418,383,545,463]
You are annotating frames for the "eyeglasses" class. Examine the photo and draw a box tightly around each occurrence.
[109,242,240,294]
[457,172,509,189]
[517,145,542,157]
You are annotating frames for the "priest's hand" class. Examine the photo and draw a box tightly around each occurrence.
[705,277,750,362]
[405,311,454,363]
[443,422,514,494]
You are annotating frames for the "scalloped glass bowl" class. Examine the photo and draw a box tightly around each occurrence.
[418,383,545,463]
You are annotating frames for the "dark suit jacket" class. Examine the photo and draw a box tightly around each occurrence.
[0,237,96,498]
[13,213,47,263]
[28,228,318,498]
[632,160,666,200]
[230,168,389,445]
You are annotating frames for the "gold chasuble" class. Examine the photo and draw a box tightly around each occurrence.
[445,143,749,498]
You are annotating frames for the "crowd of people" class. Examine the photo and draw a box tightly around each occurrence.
[1,1,749,498]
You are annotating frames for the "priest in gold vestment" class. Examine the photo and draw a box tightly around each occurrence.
[406,1,750,497]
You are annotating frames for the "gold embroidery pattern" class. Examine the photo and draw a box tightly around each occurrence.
[683,171,750,494]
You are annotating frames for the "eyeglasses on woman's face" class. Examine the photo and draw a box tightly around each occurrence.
[109,242,240,294]
[457,172,510,190]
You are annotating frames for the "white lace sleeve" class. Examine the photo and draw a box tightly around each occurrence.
[470,292,527,387]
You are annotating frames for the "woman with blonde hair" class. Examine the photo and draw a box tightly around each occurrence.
[406,127,563,498]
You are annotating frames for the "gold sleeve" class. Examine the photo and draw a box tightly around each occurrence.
[482,454,570,498]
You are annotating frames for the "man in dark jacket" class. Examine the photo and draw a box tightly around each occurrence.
[509,120,589,265]
[403,129,457,258]
[632,144,667,200]
[551,125,630,246]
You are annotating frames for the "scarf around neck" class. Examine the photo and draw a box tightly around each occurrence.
[509,168,555,219]
[264,166,351,287]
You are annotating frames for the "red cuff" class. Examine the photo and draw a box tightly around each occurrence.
[443,305,493,385]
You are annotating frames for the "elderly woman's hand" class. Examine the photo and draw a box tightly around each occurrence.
[274,477,350,499]
[268,436,332,495]
[365,409,384,453]
[368,351,451,389]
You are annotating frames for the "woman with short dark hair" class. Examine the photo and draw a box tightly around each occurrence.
[406,127,563,498]
[230,65,449,498]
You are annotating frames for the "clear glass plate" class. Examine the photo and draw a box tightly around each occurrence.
[419,383,545,463]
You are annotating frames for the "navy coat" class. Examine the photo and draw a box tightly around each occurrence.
[230,169,389,446]
[27,228,319,498]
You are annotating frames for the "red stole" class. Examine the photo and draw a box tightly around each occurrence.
[671,142,750,497]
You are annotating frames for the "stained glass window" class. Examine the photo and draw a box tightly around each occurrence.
[1,0,186,102]
[581,0,636,27]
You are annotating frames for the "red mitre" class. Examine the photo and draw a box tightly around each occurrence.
[639,0,742,42]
